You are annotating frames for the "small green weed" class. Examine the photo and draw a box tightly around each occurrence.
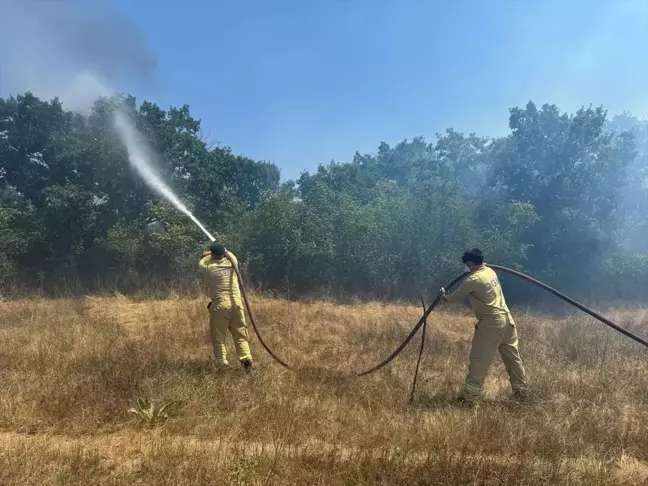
[127,397,183,427]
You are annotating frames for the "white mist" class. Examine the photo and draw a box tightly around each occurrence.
[64,71,215,242]
[112,109,215,242]
[61,70,214,241]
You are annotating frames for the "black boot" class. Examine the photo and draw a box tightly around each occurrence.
[241,359,253,374]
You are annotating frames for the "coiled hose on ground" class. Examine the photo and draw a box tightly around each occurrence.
[227,256,648,377]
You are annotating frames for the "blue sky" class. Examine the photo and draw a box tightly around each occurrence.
[2,0,648,180]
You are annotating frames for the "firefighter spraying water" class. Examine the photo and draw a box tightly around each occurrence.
[109,94,289,374]
[112,102,261,373]
[199,242,254,373]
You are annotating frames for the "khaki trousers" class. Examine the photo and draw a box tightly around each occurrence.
[462,315,527,400]
[209,304,252,366]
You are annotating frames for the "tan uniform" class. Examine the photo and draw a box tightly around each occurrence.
[446,265,527,399]
[199,252,252,366]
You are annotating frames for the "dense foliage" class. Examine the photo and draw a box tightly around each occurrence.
[1,92,646,302]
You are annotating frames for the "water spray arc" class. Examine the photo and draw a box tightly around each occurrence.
[113,110,215,242]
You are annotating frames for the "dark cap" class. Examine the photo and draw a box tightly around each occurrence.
[462,248,484,265]
[210,242,226,257]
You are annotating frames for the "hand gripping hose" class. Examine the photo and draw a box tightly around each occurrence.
[360,265,648,379]
[225,253,292,370]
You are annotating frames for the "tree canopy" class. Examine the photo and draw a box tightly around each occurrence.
[1,92,646,303]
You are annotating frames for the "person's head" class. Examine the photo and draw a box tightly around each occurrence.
[462,248,484,271]
[210,242,226,259]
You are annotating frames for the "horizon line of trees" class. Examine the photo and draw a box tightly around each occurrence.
[1,91,647,304]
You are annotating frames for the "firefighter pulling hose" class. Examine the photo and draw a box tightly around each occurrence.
[438,249,528,403]
[359,254,648,378]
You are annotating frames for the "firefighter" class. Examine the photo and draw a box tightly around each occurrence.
[199,242,253,373]
[439,248,527,403]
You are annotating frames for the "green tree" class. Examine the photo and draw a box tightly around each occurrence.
[490,102,635,289]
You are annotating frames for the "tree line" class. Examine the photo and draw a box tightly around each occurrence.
[1,92,647,303]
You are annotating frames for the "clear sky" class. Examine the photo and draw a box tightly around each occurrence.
[2,0,647,180]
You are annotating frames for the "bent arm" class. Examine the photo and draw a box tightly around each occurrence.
[199,255,211,271]
[445,278,475,303]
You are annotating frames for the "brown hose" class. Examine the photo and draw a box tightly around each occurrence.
[409,296,428,403]
[223,255,648,374]
[225,253,292,369]
[357,272,469,376]
[488,265,648,348]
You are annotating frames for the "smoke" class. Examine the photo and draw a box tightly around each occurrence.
[0,0,156,110]
[0,0,216,242]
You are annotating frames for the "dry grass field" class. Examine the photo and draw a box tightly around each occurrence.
[1,295,647,485]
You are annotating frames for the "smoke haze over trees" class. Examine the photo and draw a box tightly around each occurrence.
[1,92,647,303]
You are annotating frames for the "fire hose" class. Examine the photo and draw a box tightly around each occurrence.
[226,256,648,379]
[409,295,428,403]
[360,264,648,379]
[226,253,292,369]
